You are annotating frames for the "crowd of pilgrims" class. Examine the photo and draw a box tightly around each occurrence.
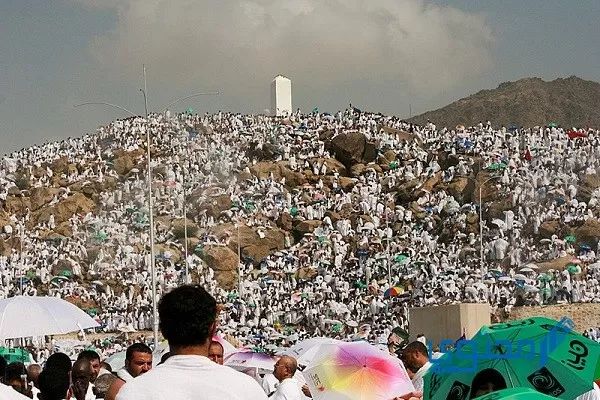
[2,107,600,358]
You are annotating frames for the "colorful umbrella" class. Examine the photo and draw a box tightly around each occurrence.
[303,341,414,400]
[474,387,558,400]
[384,286,405,298]
[424,317,600,400]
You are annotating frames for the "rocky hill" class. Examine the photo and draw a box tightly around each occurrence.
[411,76,600,129]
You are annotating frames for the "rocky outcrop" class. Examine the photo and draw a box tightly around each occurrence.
[327,132,377,168]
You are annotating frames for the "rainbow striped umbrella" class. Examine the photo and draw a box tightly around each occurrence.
[302,341,414,400]
[383,286,404,298]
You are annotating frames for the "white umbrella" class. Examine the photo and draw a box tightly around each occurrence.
[224,351,275,374]
[513,274,527,281]
[519,267,534,273]
[0,296,100,340]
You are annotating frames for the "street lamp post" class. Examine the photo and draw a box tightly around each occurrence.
[74,65,218,349]
[478,175,501,274]
[139,64,158,349]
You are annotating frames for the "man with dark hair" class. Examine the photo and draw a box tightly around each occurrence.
[38,368,71,400]
[45,353,72,374]
[399,341,431,392]
[105,343,152,400]
[72,359,94,400]
[117,285,268,400]
[5,362,30,397]
[77,350,101,383]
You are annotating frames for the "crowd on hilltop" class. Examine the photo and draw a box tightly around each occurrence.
[2,106,600,357]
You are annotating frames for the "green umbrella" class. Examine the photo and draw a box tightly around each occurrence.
[290,207,299,216]
[424,317,600,400]
[564,235,576,243]
[566,265,581,275]
[548,122,558,128]
[186,108,194,114]
[395,254,408,262]
[59,270,73,277]
[0,348,31,364]
[537,274,551,282]
[475,388,557,400]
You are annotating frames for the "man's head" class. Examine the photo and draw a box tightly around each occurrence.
[100,361,112,373]
[5,362,27,394]
[93,373,117,399]
[208,341,224,365]
[27,364,41,388]
[77,350,101,382]
[71,359,93,388]
[45,353,72,374]
[125,343,153,377]
[158,285,217,351]
[400,341,429,371]
[38,368,71,400]
[273,356,297,382]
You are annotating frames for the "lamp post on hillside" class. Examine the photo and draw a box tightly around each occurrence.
[74,64,219,348]
[455,174,501,274]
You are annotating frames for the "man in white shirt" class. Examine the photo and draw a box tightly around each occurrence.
[271,356,303,400]
[105,343,153,400]
[117,285,268,400]
[400,341,431,392]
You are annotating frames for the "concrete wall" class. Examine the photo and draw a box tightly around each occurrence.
[507,304,600,332]
[409,303,490,347]
[270,75,292,117]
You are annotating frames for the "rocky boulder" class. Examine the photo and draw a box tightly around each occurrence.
[113,153,136,176]
[294,220,322,235]
[568,219,600,245]
[328,132,377,168]
[215,225,287,266]
[201,246,239,290]
[276,213,293,231]
[539,221,561,238]
[30,193,95,227]
[577,174,600,203]
[447,178,474,203]
[30,187,59,211]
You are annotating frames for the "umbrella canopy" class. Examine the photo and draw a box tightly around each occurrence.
[424,317,600,400]
[0,296,100,340]
[303,341,414,400]
[283,337,342,366]
[474,387,558,400]
[384,286,405,298]
[224,351,275,374]
[564,235,576,243]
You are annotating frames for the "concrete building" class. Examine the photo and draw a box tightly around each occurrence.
[408,303,491,348]
[270,75,292,117]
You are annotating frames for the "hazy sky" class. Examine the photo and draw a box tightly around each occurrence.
[1,0,599,153]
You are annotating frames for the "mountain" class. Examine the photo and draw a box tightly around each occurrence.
[411,76,600,129]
